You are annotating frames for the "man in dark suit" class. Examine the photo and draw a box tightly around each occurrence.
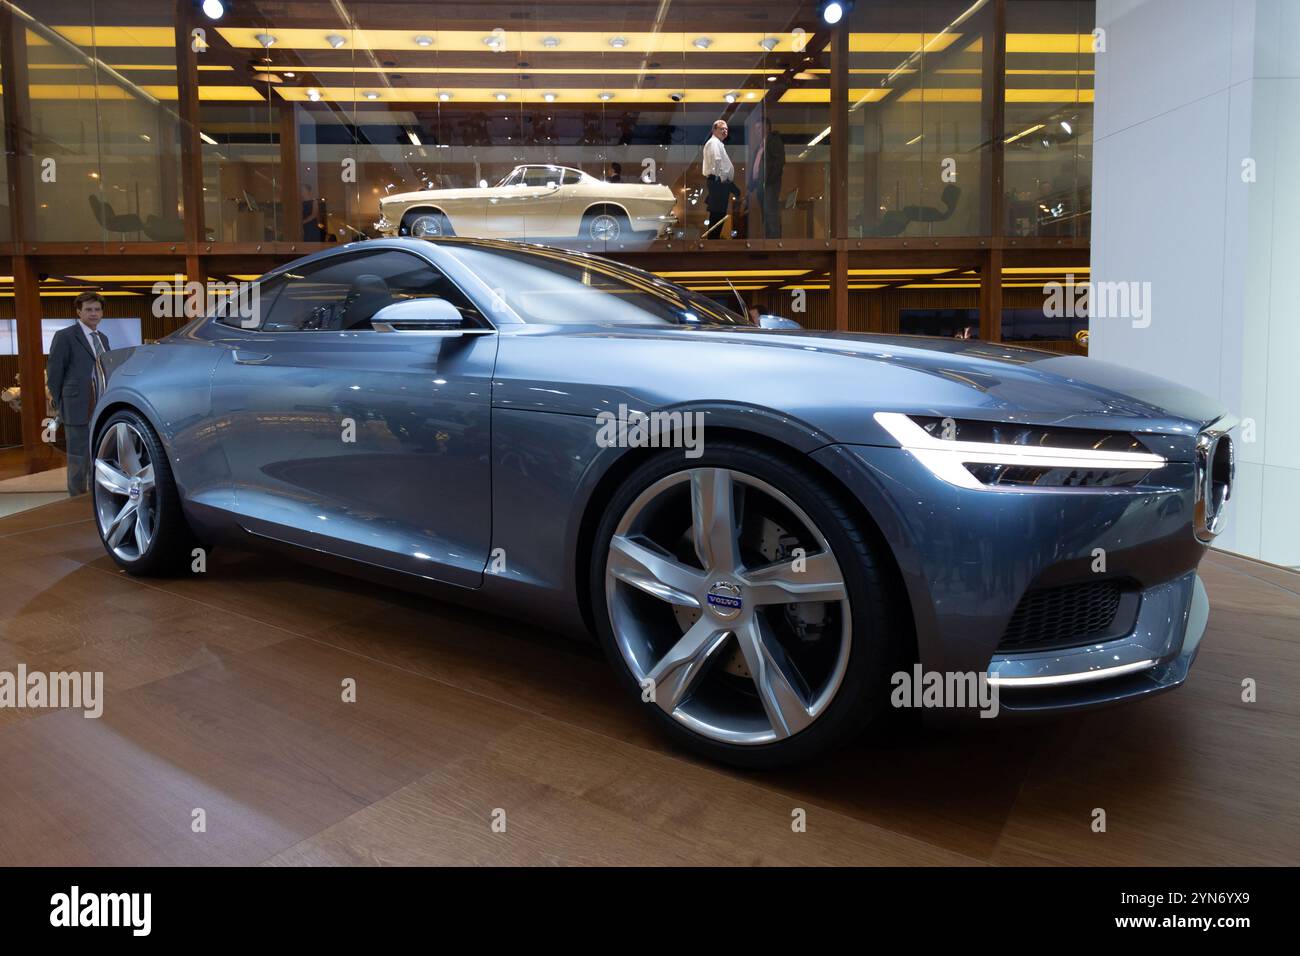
[745,117,786,239]
[47,292,110,496]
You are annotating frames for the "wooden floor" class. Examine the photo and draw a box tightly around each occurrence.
[1,496,1297,866]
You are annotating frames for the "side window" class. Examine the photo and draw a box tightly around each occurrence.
[262,251,484,332]
[562,169,582,186]
[215,277,282,329]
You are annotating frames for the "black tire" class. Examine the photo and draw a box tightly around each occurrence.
[581,208,631,242]
[92,408,200,576]
[590,441,901,769]
[402,209,452,238]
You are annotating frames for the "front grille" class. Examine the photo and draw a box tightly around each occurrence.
[998,581,1124,653]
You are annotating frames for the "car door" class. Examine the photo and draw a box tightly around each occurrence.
[208,248,497,587]
[484,166,560,239]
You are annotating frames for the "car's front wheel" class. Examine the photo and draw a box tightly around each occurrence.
[591,443,900,768]
[93,409,199,576]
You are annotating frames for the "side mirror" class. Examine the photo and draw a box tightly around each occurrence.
[757,314,803,330]
[372,298,465,332]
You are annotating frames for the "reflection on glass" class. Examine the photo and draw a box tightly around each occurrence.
[23,0,184,242]
[1004,0,1094,238]
[848,0,991,237]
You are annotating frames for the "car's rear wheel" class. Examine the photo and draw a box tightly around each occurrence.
[93,409,198,576]
[403,210,451,238]
[581,208,629,242]
[591,443,899,768]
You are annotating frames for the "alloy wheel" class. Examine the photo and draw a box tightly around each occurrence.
[588,213,620,241]
[604,468,852,745]
[93,421,159,562]
[409,213,444,238]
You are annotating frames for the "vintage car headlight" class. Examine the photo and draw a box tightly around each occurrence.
[873,412,1167,491]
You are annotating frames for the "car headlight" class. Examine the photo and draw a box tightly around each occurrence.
[873,412,1167,491]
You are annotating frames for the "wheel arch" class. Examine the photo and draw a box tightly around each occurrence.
[570,423,918,668]
[400,206,451,232]
[580,201,632,222]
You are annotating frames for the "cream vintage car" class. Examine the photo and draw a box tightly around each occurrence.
[376,164,677,242]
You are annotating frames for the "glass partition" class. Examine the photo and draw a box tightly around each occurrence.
[23,0,184,242]
[847,0,992,237]
[1003,0,1094,238]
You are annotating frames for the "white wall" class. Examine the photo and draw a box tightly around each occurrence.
[1091,0,1300,568]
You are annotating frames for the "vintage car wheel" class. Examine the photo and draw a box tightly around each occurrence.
[403,210,451,238]
[582,210,629,242]
[591,442,900,768]
[93,409,199,576]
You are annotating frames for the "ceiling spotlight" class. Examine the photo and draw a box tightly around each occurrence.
[1060,119,1073,135]
[415,35,433,48]
[693,37,712,50]
[609,36,627,49]
[484,32,504,50]
[306,88,321,101]
[438,91,452,101]
[326,34,346,49]
[363,90,379,100]
[201,0,225,20]
[494,91,508,101]
[542,36,560,48]
[543,92,557,102]
[255,33,276,48]
[759,37,778,52]
[598,91,614,101]
[724,92,737,103]
[820,1,853,25]
[284,71,295,78]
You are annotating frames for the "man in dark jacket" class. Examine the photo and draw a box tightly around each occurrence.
[47,292,110,495]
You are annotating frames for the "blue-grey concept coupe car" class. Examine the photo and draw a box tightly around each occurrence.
[90,237,1235,767]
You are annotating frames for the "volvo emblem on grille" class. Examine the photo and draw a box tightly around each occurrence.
[706,581,743,619]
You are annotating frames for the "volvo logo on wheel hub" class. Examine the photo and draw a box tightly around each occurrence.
[706,581,743,619]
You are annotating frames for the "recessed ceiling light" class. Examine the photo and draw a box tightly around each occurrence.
[724,92,737,103]
[693,37,712,50]
[767,75,778,82]
[363,90,379,100]
[598,91,614,101]
[283,71,295,78]
[759,37,778,52]
[609,36,627,49]
[415,35,433,48]
[306,88,321,101]
[326,34,346,49]
[201,0,225,19]
[543,92,557,102]
[438,91,452,101]
[255,33,276,48]
[542,36,560,48]
[494,91,508,101]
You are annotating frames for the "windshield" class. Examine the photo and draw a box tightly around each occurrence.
[445,244,748,326]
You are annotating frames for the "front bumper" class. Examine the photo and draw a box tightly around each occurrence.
[811,442,1211,720]
[375,214,396,236]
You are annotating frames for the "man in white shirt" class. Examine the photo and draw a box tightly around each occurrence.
[47,292,111,495]
[702,119,741,239]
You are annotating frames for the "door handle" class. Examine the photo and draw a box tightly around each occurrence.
[233,350,271,365]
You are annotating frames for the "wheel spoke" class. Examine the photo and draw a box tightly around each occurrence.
[105,500,138,548]
[744,551,847,606]
[134,463,155,492]
[133,497,153,554]
[608,534,704,607]
[690,468,742,573]
[736,615,814,739]
[646,619,731,715]
[114,422,142,476]
[94,459,132,496]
